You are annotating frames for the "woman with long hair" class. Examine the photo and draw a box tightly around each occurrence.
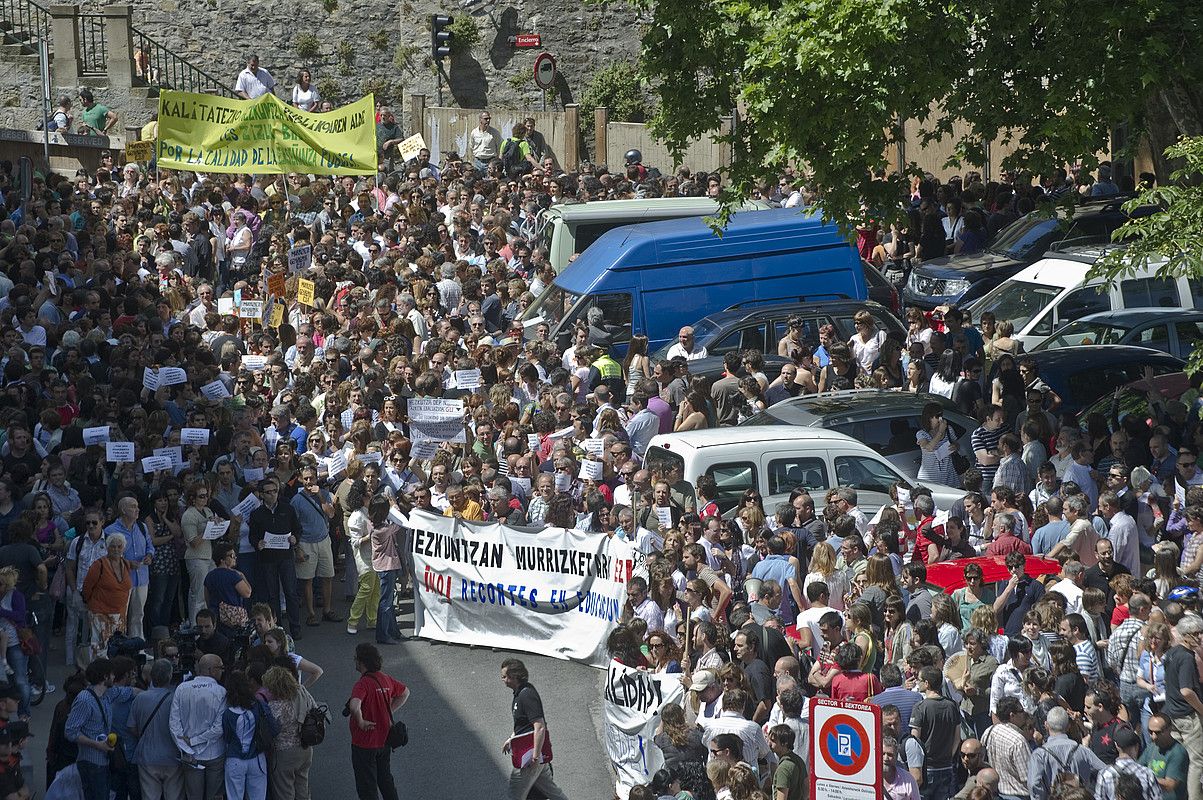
[818,343,859,392]
[736,377,766,422]
[652,703,709,798]
[223,670,278,800]
[951,562,994,632]
[684,578,712,623]
[931,594,964,656]
[1136,620,1171,743]
[856,554,897,631]
[182,480,219,624]
[624,335,652,397]
[883,596,913,666]
[674,390,711,432]
[291,69,321,111]
[651,575,683,643]
[647,629,683,674]
[804,542,848,612]
[1049,640,1088,713]
[262,664,316,798]
[845,604,877,673]
[927,349,962,400]
[916,401,961,488]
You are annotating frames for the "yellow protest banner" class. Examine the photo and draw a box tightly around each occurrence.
[297,278,315,306]
[125,140,155,162]
[156,90,377,175]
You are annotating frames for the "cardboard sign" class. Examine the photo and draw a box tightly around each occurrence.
[83,426,110,446]
[239,299,264,320]
[217,297,236,316]
[269,302,285,328]
[180,428,210,446]
[266,273,286,296]
[288,245,312,274]
[125,140,154,162]
[398,132,427,163]
[297,278,315,305]
[454,369,482,390]
[106,442,135,463]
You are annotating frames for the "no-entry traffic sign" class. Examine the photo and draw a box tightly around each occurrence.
[810,698,882,800]
[534,52,556,90]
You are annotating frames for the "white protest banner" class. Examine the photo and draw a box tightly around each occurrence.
[263,533,291,549]
[203,520,231,540]
[355,452,383,464]
[141,456,172,474]
[180,428,210,446]
[408,397,466,443]
[409,510,635,667]
[242,355,267,371]
[158,367,188,386]
[453,369,482,390]
[142,368,159,391]
[231,493,262,518]
[106,442,135,463]
[555,472,571,492]
[288,244,312,274]
[83,426,110,446]
[200,380,231,400]
[603,660,684,797]
[388,507,410,528]
[579,459,604,481]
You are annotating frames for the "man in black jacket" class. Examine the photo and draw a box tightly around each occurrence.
[249,477,304,640]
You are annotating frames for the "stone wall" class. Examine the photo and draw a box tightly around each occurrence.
[88,0,643,141]
[0,51,46,130]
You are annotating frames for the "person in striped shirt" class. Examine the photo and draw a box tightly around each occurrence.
[1062,612,1102,681]
[971,405,1007,494]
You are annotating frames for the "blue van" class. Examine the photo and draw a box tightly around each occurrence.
[520,208,866,354]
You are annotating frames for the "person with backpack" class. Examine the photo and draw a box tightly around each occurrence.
[222,670,278,800]
[499,125,537,180]
[1027,706,1106,800]
[262,664,320,800]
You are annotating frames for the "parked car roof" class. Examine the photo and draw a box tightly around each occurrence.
[1021,346,1185,417]
[743,390,965,426]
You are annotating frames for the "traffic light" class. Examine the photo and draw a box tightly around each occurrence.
[431,14,453,60]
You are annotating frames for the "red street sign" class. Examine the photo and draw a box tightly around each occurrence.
[515,33,541,48]
[533,52,556,90]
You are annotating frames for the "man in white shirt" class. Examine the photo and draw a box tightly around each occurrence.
[234,54,276,99]
[1098,490,1140,575]
[666,326,709,361]
[623,577,663,635]
[702,690,771,778]
[469,111,500,171]
[1047,560,1086,615]
[169,654,227,800]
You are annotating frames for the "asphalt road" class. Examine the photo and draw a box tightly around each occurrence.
[29,595,615,799]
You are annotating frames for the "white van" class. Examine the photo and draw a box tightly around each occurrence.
[539,197,769,271]
[643,426,961,519]
[969,247,1202,351]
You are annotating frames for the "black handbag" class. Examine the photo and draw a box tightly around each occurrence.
[368,673,408,749]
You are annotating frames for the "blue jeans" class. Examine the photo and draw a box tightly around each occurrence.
[6,642,29,717]
[224,753,267,800]
[376,570,401,643]
[920,767,956,800]
[78,760,111,800]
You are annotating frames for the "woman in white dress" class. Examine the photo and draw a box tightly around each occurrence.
[291,69,321,111]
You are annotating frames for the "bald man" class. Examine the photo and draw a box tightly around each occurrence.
[169,654,228,800]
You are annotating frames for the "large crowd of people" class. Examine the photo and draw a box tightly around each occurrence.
[0,91,1199,800]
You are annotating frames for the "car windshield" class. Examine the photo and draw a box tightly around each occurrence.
[973,281,1062,331]
[988,215,1063,260]
[1036,321,1130,350]
[651,316,722,359]
[521,283,581,329]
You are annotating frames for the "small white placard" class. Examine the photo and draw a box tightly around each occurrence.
[159,367,188,386]
[454,369,482,389]
[242,355,267,371]
[527,434,540,451]
[509,476,530,494]
[356,452,383,464]
[106,442,135,463]
[242,467,265,482]
[142,367,159,391]
[231,494,262,518]
[200,380,231,400]
[582,438,605,456]
[217,297,236,316]
[83,426,110,446]
[263,532,291,549]
[154,446,183,467]
[578,459,604,481]
[554,472,571,492]
[141,456,172,473]
[655,506,673,528]
[410,439,439,460]
[326,451,347,479]
[203,520,230,540]
[181,428,210,446]
[548,426,574,440]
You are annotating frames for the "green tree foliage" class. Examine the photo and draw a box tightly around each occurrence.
[637,0,1203,226]
[448,15,481,55]
[1094,136,1203,376]
[580,61,646,132]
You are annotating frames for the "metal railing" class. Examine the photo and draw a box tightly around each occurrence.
[0,0,49,53]
[76,13,104,74]
[131,26,235,97]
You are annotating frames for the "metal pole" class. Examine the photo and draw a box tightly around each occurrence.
[542,89,547,112]
[39,40,51,165]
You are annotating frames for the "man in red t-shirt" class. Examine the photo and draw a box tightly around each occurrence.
[986,512,1033,558]
[347,643,410,800]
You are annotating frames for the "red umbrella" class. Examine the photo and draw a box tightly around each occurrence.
[925,555,1061,594]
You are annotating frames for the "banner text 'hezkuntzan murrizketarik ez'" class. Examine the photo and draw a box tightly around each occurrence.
[156,90,377,175]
